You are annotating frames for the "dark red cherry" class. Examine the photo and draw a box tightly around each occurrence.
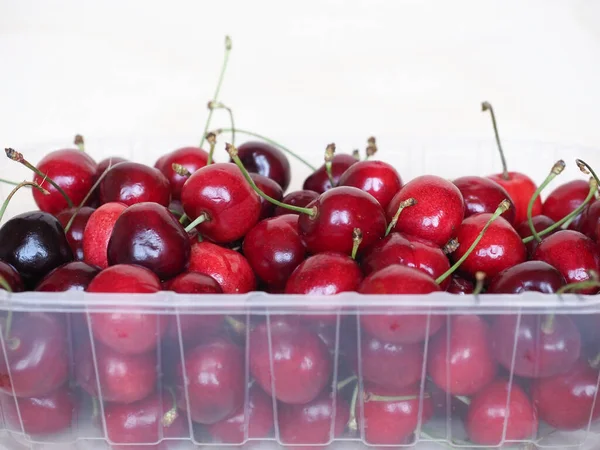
[543,179,593,230]
[35,261,99,292]
[96,156,128,177]
[99,161,171,207]
[386,175,465,246]
[249,319,331,404]
[338,160,402,209]
[359,265,442,344]
[250,173,284,219]
[176,337,245,424]
[453,176,516,224]
[0,261,23,292]
[447,275,474,294]
[428,315,497,396]
[56,206,95,260]
[489,172,541,225]
[466,380,538,445]
[579,201,600,241]
[515,214,556,255]
[487,261,565,294]
[83,202,126,269]
[234,141,291,192]
[87,264,167,355]
[154,146,208,200]
[181,163,261,243]
[303,153,357,194]
[274,190,319,216]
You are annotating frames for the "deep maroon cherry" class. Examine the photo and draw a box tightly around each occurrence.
[96,156,128,178]
[82,202,126,269]
[35,261,99,292]
[99,161,171,207]
[453,176,516,224]
[56,206,95,260]
[338,160,403,209]
[274,189,319,216]
[303,153,357,193]
[234,141,291,191]
[579,201,600,241]
[0,261,23,292]
[250,173,284,219]
[447,275,474,294]
[154,146,208,200]
[487,261,565,294]
[543,179,594,230]
[515,214,556,255]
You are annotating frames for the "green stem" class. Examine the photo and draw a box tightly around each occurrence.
[74,134,85,152]
[0,178,21,186]
[0,181,49,224]
[576,159,600,190]
[209,102,235,146]
[351,228,362,260]
[161,387,179,427]
[324,143,336,188]
[481,101,508,180]
[527,160,565,243]
[454,395,471,405]
[386,198,417,236]
[184,213,209,232]
[206,132,217,165]
[347,385,359,432]
[336,375,357,391]
[178,213,188,224]
[472,272,486,295]
[557,280,600,294]
[541,314,555,334]
[363,393,427,402]
[0,275,13,342]
[0,275,11,293]
[224,316,246,335]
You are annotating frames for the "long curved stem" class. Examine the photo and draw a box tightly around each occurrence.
[557,280,600,295]
[0,178,21,186]
[577,159,600,191]
[527,160,565,242]
[0,181,49,224]
[209,101,235,145]
[481,101,508,180]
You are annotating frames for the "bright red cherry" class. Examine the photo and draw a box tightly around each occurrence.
[543,179,593,230]
[99,161,171,207]
[487,261,565,294]
[303,153,357,194]
[56,206,95,260]
[82,202,126,269]
[234,141,291,191]
[338,160,402,209]
[274,189,319,216]
[250,173,284,220]
[0,261,23,292]
[154,146,208,200]
[35,261,99,291]
[453,176,516,224]
[515,214,556,256]
[96,156,128,178]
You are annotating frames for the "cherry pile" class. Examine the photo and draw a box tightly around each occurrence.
[1,38,600,450]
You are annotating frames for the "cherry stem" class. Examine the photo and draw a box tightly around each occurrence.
[178,213,188,224]
[481,101,508,180]
[386,198,417,236]
[0,178,21,186]
[556,279,600,295]
[442,238,459,255]
[589,352,600,369]
[336,375,357,391]
[227,143,317,217]
[172,163,192,178]
[352,149,360,160]
[209,101,235,145]
[161,386,179,427]
[527,160,566,243]
[0,275,11,293]
[435,199,511,285]
[347,385,359,432]
[224,315,246,335]
[0,181,49,224]
[576,159,600,192]
[199,36,232,149]
[215,128,317,171]
[184,213,209,233]
[351,228,363,260]
[365,136,377,160]
[4,148,74,209]
[363,392,427,402]
[91,396,99,421]
[206,132,217,165]
[541,314,555,334]
[454,395,471,405]
[74,134,85,152]
[0,275,13,342]
[472,272,486,295]
[324,143,336,188]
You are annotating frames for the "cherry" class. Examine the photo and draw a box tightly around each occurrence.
[250,172,284,219]
[180,163,261,243]
[249,318,331,404]
[35,261,99,292]
[487,261,565,294]
[188,241,256,293]
[82,202,126,269]
[207,384,274,443]
[515,214,556,255]
[579,201,600,241]
[386,175,464,246]
[154,146,208,200]
[176,337,245,424]
[338,160,402,209]
[490,313,581,378]
[274,189,319,216]
[243,214,305,288]
[0,312,69,397]
[359,265,442,344]
[107,202,191,279]
[87,264,167,355]
[56,206,95,260]
[533,230,600,293]
[233,141,291,191]
[446,275,474,294]
[75,338,157,404]
[531,359,600,430]
[278,391,349,449]
[96,156,128,178]
[453,176,516,224]
[542,179,594,230]
[465,380,538,445]
[0,261,23,292]
[99,161,171,207]
[428,315,497,396]
[0,385,77,435]
[303,153,357,194]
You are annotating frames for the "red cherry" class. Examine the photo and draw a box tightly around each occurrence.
[234,141,291,192]
[154,146,208,200]
[338,160,402,209]
[466,380,538,445]
[56,206,95,260]
[446,275,474,294]
[87,264,167,355]
[82,202,127,269]
[250,173,284,220]
[96,156,128,178]
[428,315,497,396]
[274,190,319,216]
[543,179,594,230]
[188,241,256,293]
[515,214,556,255]
[99,162,171,207]
[386,175,464,246]
[303,153,357,194]
[176,337,245,424]
[249,319,331,404]
[579,201,600,241]
[489,172,541,225]
[180,163,261,243]
[453,176,516,224]
[359,265,442,344]
[487,261,565,294]
[0,260,23,292]
[35,261,99,292]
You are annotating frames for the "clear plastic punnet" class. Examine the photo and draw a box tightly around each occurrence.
[0,137,599,450]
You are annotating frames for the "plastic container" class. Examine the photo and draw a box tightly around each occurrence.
[1,137,599,450]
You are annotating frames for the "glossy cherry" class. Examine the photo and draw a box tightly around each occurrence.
[303,153,357,194]
[386,175,465,246]
[446,275,474,294]
[96,156,128,178]
[82,202,126,269]
[56,206,95,260]
[35,261,99,292]
[234,141,291,191]
[274,189,319,216]
[250,173,284,220]
[487,261,565,294]
[579,201,600,241]
[515,214,556,255]
[0,261,23,292]
[543,179,593,230]
[154,146,208,200]
[99,161,171,207]
[453,176,516,224]
[338,160,403,209]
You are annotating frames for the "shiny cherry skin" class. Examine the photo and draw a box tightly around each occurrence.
[515,214,556,255]
[176,337,245,424]
[447,275,474,294]
[579,201,600,241]
[250,173,284,220]
[361,232,451,289]
[0,385,77,435]
[87,264,167,355]
[338,160,402,209]
[243,214,305,288]
[359,265,443,344]
[466,380,538,445]
[75,338,157,404]
[32,148,97,214]
[299,186,386,255]
[96,156,128,177]
[274,190,320,216]
[531,359,600,430]
[188,241,256,293]
[0,261,23,292]
[181,163,261,243]
[154,146,208,200]
[56,206,95,260]
[207,384,274,443]
[533,230,600,294]
[303,153,357,194]
[451,213,526,280]
[249,319,331,404]
[0,312,68,397]
[488,260,565,293]
[489,172,541,225]
[279,391,349,449]
[0,211,73,288]
[107,202,191,279]
[99,161,171,207]
[491,314,581,378]
[543,179,593,230]
[428,315,497,396]
[82,202,126,269]
[453,176,516,224]
[234,141,291,192]
[35,261,99,292]
[386,175,465,246]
